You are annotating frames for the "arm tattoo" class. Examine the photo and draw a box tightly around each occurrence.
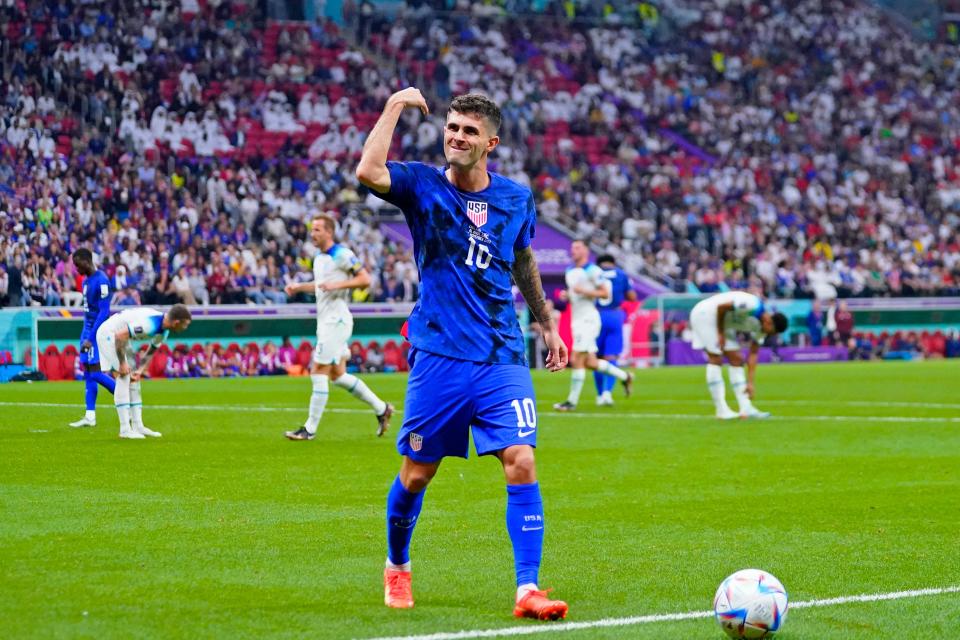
[512,246,554,331]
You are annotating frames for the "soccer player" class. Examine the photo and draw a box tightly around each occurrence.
[69,248,116,428]
[357,89,570,620]
[688,291,788,419]
[283,214,394,441]
[95,305,192,438]
[553,240,633,412]
[593,254,636,406]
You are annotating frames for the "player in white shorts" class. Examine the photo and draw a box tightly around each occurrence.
[96,304,192,438]
[283,214,394,441]
[689,291,788,419]
[553,240,633,411]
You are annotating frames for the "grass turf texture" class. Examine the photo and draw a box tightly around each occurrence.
[1,359,958,639]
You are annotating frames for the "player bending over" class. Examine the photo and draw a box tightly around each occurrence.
[689,291,788,419]
[553,240,633,412]
[69,248,117,428]
[358,89,569,620]
[95,305,192,438]
[283,214,394,441]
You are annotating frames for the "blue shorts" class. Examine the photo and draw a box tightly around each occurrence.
[597,309,625,358]
[78,337,100,365]
[398,349,538,462]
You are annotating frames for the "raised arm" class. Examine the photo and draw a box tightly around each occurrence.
[512,246,568,372]
[355,88,429,193]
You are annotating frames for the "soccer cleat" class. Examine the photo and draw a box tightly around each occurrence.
[384,568,414,609]
[595,393,614,407]
[376,403,395,437]
[741,408,771,420]
[622,372,634,398]
[716,408,740,420]
[513,588,568,621]
[69,417,96,428]
[552,401,576,412]
[134,424,162,438]
[284,427,315,441]
[119,429,146,440]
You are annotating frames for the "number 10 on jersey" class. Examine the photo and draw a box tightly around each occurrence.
[465,236,492,270]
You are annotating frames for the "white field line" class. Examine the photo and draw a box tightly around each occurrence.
[1,402,958,424]
[640,399,960,410]
[358,585,960,640]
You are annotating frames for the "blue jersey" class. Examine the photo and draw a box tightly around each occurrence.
[375,162,536,365]
[81,270,111,342]
[597,267,631,311]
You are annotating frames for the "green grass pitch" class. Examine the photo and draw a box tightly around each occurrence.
[1,360,959,639]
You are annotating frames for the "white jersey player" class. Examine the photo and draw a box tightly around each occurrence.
[689,291,787,419]
[283,214,394,441]
[553,240,632,412]
[95,304,192,438]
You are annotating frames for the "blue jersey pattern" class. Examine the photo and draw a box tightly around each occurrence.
[375,162,536,365]
[597,267,631,310]
[81,270,111,341]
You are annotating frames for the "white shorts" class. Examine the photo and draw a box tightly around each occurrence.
[313,317,353,365]
[689,307,740,355]
[571,315,601,354]
[96,326,134,373]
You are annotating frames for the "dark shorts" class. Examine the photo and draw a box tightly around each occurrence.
[397,349,538,462]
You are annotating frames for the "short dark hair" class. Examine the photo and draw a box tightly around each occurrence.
[772,312,788,333]
[596,254,616,266]
[168,303,192,323]
[312,214,337,235]
[449,94,501,135]
[72,248,93,263]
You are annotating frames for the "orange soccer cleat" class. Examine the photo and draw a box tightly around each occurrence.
[384,568,414,609]
[513,588,568,621]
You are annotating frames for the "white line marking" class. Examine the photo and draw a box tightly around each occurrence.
[359,586,960,640]
[2,403,958,424]
[639,398,960,410]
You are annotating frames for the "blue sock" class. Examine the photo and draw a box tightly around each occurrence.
[83,371,98,411]
[593,370,605,395]
[506,482,544,587]
[604,366,618,393]
[386,475,425,566]
[92,371,116,394]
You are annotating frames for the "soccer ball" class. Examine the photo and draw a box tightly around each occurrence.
[713,569,788,638]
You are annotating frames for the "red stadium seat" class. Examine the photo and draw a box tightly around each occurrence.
[149,350,168,379]
[61,345,79,378]
[41,345,64,381]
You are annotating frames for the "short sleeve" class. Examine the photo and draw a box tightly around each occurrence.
[514,192,537,251]
[337,247,362,274]
[372,161,420,209]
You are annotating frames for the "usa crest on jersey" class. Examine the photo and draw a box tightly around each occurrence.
[466,200,488,227]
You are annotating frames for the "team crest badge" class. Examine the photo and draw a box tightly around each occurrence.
[409,433,423,452]
[466,200,488,227]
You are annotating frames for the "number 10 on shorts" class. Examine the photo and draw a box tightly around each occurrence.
[511,398,537,436]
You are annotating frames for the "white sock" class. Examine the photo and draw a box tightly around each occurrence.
[385,558,411,572]
[305,374,329,433]
[595,359,628,381]
[517,582,539,601]
[85,410,96,421]
[728,366,754,413]
[334,373,387,415]
[114,375,132,431]
[706,364,732,413]
[129,381,144,427]
[566,368,586,405]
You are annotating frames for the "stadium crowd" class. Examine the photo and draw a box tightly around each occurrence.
[364,0,960,299]
[1,0,959,315]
